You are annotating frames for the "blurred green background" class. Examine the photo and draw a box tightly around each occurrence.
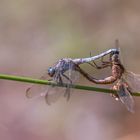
[0,0,140,140]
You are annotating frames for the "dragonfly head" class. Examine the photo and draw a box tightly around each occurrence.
[48,67,55,77]
[111,48,120,55]
[111,53,120,63]
[110,47,120,62]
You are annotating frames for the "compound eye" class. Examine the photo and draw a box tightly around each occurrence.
[115,50,119,54]
[48,67,55,77]
[112,50,119,55]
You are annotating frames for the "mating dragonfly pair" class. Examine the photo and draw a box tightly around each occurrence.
[26,40,139,113]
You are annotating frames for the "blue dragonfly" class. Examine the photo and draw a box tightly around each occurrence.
[26,48,119,105]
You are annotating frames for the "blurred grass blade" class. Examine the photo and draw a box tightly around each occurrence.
[0,74,140,96]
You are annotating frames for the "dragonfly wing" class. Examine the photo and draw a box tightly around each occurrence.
[117,83,135,113]
[44,65,66,104]
[26,75,65,104]
[44,85,65,105]
[63,62,79,100]
[26,73,50,98]
[125,71,140,92]
[26,84,49,98]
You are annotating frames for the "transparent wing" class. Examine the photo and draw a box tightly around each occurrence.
[44,66,66,104]
[26,71,66,104]
[26,73,50,98]
[44,85,65,105]
[117,82,135,113]
[124,71,140,92]
[62,62,79,101]
[65,63,79,83]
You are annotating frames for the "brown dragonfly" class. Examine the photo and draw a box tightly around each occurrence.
[78,40,140,113]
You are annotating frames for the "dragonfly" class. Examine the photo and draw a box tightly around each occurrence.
[26,48,118,105]
[79,40,138,113]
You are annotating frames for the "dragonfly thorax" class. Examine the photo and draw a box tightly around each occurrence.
[57,58,75,73]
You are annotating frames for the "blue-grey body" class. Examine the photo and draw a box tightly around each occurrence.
[48,48,119,79]
[26,48,120,104]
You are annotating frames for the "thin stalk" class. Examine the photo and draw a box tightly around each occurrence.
[0,74,140,96]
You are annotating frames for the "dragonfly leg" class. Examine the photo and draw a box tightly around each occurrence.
[101,56,109,63]
[89,51,107,69]
[91,60,111,69]
[86,61,102,69]
[89,52,98,67]
[53,74,64,87]
[91,55,111,69]
[93,61,102,69]
[58,75,64,85]
[86,60,108,69]
[89,51,111,69]
[62,73,72,84]
[101,56,112,66]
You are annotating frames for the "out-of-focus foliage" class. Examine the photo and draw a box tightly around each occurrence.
[0,0,140,140]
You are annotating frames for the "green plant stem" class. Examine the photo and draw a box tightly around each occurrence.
[0,74,140,96]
